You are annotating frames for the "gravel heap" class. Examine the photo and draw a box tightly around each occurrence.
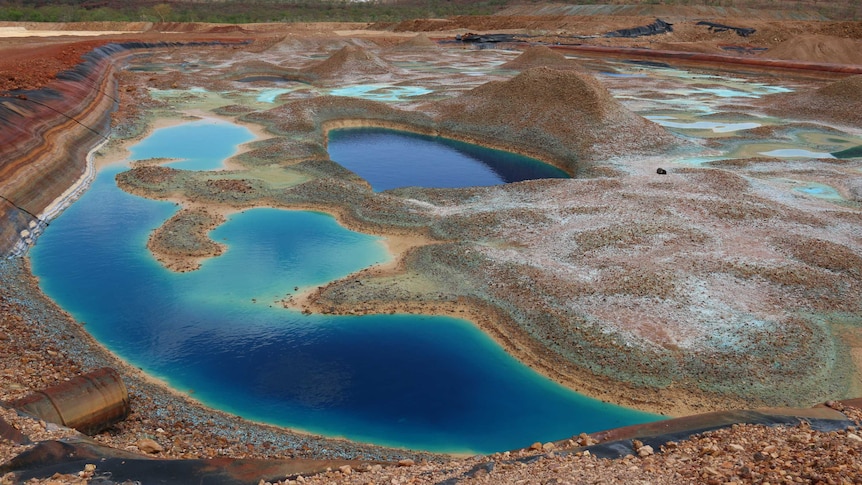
[500,45,576,70]
[764,74,862,125]
[304,44,402,81]
[434,67,679,171]
[389,33,439,51]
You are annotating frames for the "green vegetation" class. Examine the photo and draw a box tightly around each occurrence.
[0,0,510,23]
[0,0,858,22]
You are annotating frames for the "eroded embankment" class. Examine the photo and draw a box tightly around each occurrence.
[0,40,242,257]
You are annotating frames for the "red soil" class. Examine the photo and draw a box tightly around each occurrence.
[0,40,107,92]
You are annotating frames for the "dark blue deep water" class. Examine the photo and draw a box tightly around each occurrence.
[327,128,570,191]
[30,121,658,454]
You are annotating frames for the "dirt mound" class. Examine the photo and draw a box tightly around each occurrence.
[391,33,439,50]
[392,18,456,32]
[435,67,677,167]
[760,35,862,64]
[304,44,399,79]
[817,74,862,103]
[765,74,862,126]
[206,25,251,34]
[500,45,575,70]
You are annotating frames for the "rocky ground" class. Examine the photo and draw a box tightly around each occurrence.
[3,8,862,484]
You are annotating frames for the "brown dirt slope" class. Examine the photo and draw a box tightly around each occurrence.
[760,35,862,64]
[0,40,105,92]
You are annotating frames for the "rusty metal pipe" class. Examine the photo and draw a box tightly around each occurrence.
[6,367,130,435]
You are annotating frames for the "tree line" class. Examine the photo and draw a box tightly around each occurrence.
[0,0,511,23]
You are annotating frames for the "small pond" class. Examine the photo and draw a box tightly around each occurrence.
[327,128,569,191]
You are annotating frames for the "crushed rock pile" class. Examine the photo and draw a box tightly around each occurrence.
[817,74,862,104]
[304,45,401,80]
[434,67,678,170]
[500,45,575,70]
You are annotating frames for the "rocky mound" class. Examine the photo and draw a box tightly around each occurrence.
[434,67,678,171]
[390,33,439,51]
[760,35,862,64]
[304,45,399,80]
[500,45,574,70]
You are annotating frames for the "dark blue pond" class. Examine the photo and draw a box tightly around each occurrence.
[327,128,569,191]
[30,120,658,454]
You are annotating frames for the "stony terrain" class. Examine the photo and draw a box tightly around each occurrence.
[2,7,862,484]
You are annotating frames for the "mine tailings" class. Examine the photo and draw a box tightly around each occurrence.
[0,40,244,257]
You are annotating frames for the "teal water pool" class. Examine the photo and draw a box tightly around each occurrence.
[327,127,570,191]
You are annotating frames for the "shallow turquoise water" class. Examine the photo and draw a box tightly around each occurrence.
[129,118,255,170]
[328,128,570,191]
[30,120,659,454]
[328,84,432,102]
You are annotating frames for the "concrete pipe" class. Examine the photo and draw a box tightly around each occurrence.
[7,367,130,435]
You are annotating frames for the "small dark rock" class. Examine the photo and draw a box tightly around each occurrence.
[656,168,667,175]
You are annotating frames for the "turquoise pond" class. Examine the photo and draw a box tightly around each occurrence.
[30,120,658,454]
[327,128,570,191]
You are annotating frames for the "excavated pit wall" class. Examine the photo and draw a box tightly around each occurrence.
[0,41,234,257]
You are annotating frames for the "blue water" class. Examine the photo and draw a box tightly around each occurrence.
[327,128,570,192]
[130,118,255,170]
[30,120,658,454]
[328,84,433,102]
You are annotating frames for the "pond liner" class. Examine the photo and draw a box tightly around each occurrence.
[696,21,756,37]
[455,33,529,44]
[549,44,862,74]
[0,438,388,485]
[603,19,673,38]
[1,403,857,483]
[575,406,851,459]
